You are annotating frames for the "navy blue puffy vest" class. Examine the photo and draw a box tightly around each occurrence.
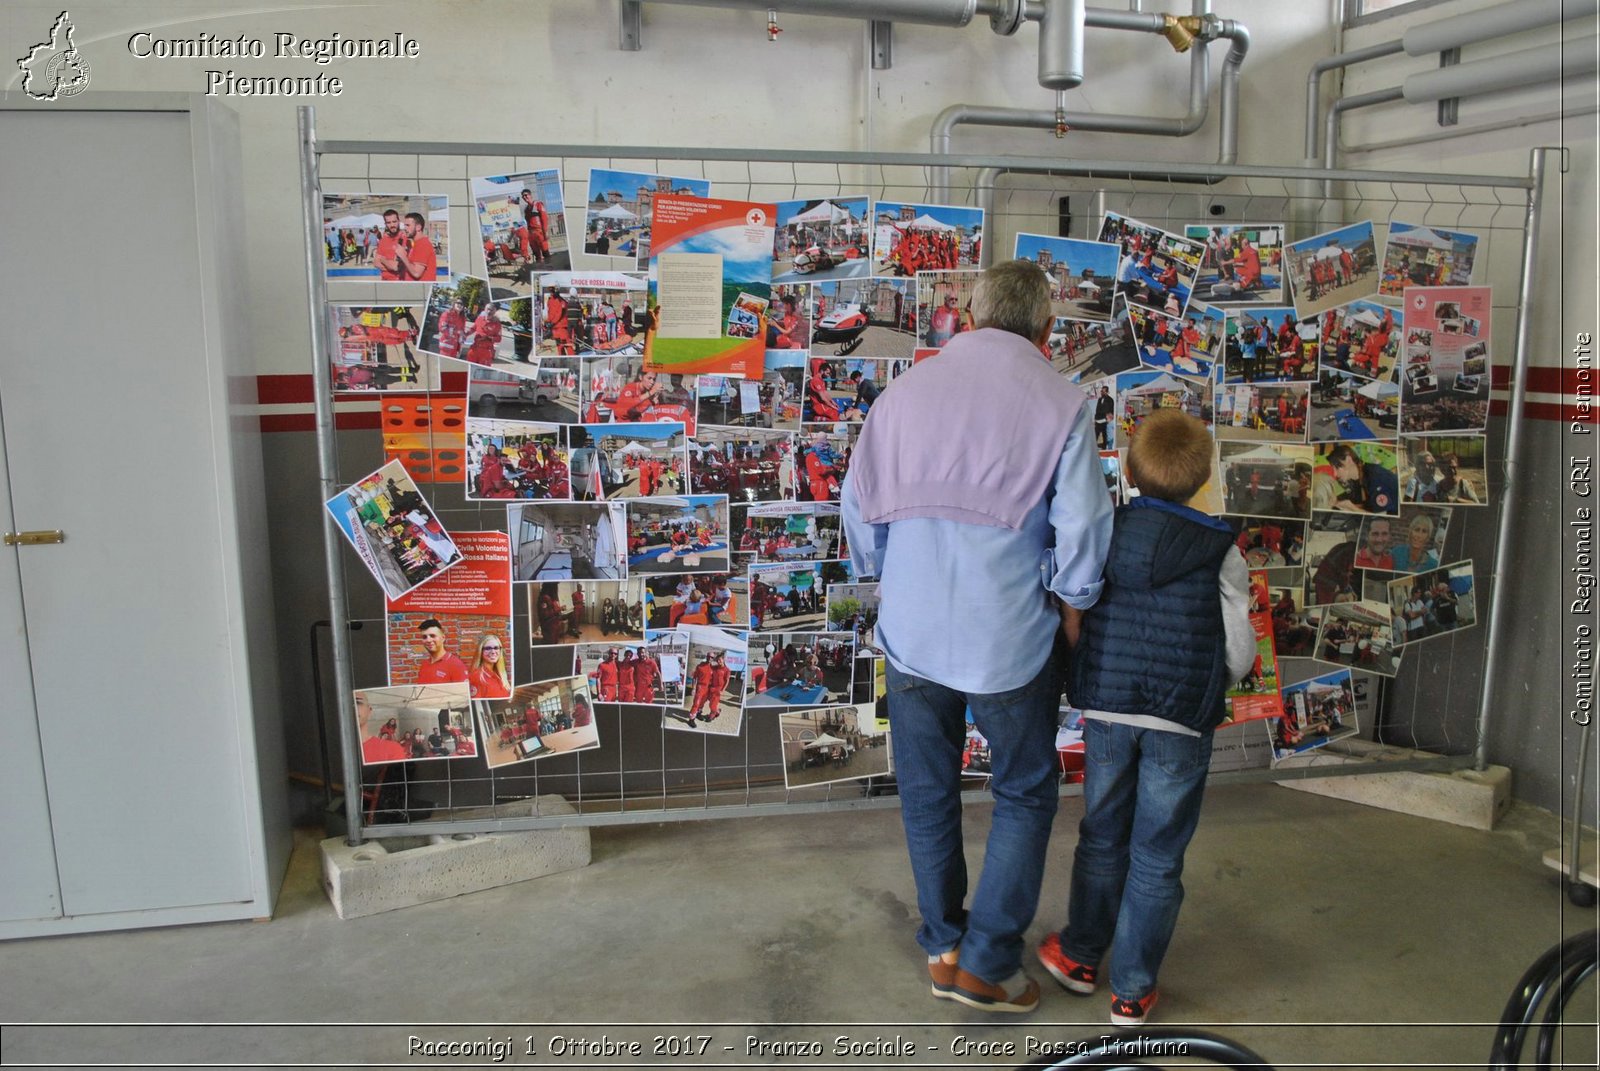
[1068,497,1237,732]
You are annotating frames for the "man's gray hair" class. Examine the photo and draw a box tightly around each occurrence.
[971,259,1053,341]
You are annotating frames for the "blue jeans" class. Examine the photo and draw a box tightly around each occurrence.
[1060,718,1213,1001]
[886,658,1062,984]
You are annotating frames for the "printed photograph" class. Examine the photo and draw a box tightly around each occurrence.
[826,581,880,651]
[509,502,628,582]
[330,305,437,393]
[795,426,856,504]
[810,279,916,358]
[583,168,711,263]
[1269,669,1358,762]
[567,422,688,500]
[1099,211,1205,318]
[1049,308,1142,382]
[773,196,871,281]
[580,357,698,430]
[1400,436,1486,505]
[1309,441,1400,514]
[663,624,748,734]
[870,201,984,276]
[745,632,856,709]
[803,356,900,425]
[477,676,600,767]
[625,495,731,574]
[466,418,568,501]
[471,169,569,293]
[325,460,462,600]
[575,642,660,705]
[528,578,645,646]
[353,683,474,766]
[1219,442,1314,520]
[323,193,448,282]
[1014,233,1122,323]
[1314,599,1403,677]
[914,270,980,349]
[1230,515,1307,570]
[733,501,845,563]
[1184,223,1285,305]
[1317,300,1402,383]
[538,272,649,358]
[1305,511,1366,607]
[1129,302,1224,380]
[749,560,853,632]
[421,276,535,374]
[386,530,514,700]
[1269,587,1321,658]
[1380,222,1479,297]
[689,426,797,503]
[1388,560,1476,644]
[696,352,805,431]
[1110,369,1213,450]
[780,704,890,789]
[1285,221,1379,319]
[1222,606,1283,726]
[643,572,746,630]
[1222,307,1317,384]
[766,284,812,352]
[1307,369,1399,442]
[642,629,692,707]
[1213,382,1309,444]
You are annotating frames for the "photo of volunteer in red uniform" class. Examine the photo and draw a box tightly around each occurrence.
[662,624,748,734]
[323,193,449,283]
[471,169,570,295]
[352,683,474,766]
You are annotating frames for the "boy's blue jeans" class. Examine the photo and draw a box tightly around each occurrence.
[1059,718,1214,1001]
[886,659,1062,985]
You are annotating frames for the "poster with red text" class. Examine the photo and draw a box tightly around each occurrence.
[645,194,775,379]
[386,530,514,699]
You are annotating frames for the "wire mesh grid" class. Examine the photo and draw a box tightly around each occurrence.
[309,142,1532,836]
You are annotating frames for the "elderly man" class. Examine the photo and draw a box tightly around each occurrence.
[842,259,1112,1014]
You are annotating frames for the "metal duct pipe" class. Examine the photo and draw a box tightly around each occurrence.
[1304,39,1405,160]
[1401,34,1600,102]
[639,0,999,25]
[1402,0,1591,56]
[1038,0,1088,90]
[1213,18,1249,166]
[1323,86,1405,173]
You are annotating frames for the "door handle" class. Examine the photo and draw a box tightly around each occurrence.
[3,530,65,546]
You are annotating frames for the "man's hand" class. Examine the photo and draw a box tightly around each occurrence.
[1058,603,1083,649]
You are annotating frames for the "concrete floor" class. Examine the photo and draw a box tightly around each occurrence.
[1,783,1596,1068]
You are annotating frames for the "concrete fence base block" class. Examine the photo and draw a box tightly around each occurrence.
[320,796,591,920]
[1276,745,1511,831]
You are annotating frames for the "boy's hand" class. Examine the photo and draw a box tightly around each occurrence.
[1058,603,1083,649]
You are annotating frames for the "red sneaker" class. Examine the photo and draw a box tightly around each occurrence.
[1109,988,1159,1027]
[1036,933,1098,995]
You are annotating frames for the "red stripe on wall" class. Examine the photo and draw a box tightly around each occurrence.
[259,411,383,434]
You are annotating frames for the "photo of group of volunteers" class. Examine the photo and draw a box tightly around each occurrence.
[1387,561,1476,645]
[749,560,852,632]
[1400,437,1485,504]
[330,304,438,392]
[1129,302,1224,380]
[1318,300,1401,383]
[326,460,462,600]
[1014,233,1122,323]
[696,356,805,431]
[471,169,570,293]
[733,502,845,562]
[870,201,983,277]
[1315,598,1402,677]
[1380,222,1479,298]
[825,581,880,652]
[642,573,743,629]
[538,273,648,358]
[1049,311,1141,382]
[466,418,569,500]
[914,270,979,349]
[560,422,686,500]
[662,624,748,733]
[803,357,900,425]
[1222,307,1317,384]
[780,703,889,789]
[1220,442,1314,519]
[625,496,731,573]
[809,279,916,358]
[642,630,691,706]
[1214,381,1311,443]
[773,196,871,282]
[478,676,599,767]
[528,579,646,645]
[322,192,448,282]
[419,276,535,373]
[575,642,673,706]
[688,426,797,503]
[1400,286,1493,434]
[579,358,698,429]
[1231,516,1307,571]
[1185,223,1284,305]
[353,683,475,766]
[1099,211,1205,318]
[1103,369,1213,450]
[583,168,711,264]
[1269,668,1358,761]
[1308,369,1398,442]
[745,632,855,709]
[1285,221,1379,318]
[510,501,628,582]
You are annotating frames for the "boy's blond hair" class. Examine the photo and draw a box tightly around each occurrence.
[1127,409,1213,503]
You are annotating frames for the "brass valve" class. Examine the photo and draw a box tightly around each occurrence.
[1161,13,1204,53]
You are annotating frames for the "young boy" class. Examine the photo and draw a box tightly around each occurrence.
[1037,408,1256,1026]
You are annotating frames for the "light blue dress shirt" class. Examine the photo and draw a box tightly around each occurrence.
[841,405,1113,694]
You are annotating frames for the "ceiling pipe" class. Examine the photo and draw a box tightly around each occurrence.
[1038,0,1088,91]
[635,0,1003,25]
[1305,0,1595,162]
